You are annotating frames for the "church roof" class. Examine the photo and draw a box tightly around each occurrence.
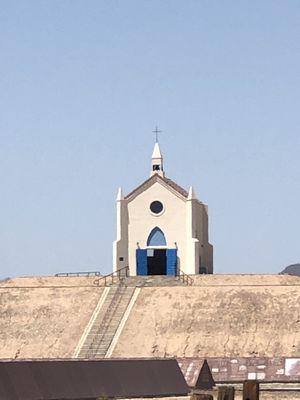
[125,174,189,201]
[163,177,189,197]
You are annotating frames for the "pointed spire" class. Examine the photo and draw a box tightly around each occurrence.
[116,187,124,201]
[152,142,162,159]
[188,186,197,200]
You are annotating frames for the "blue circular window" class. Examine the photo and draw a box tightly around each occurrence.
[150,201,163,214]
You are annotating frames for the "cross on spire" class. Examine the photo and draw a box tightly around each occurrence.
[152,126,162,143]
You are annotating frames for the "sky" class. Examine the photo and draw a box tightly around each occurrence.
[0,1,299,278]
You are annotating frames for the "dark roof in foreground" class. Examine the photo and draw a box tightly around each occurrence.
[195,359,215,390]
[0,358,189,400]
[178,357,300,385]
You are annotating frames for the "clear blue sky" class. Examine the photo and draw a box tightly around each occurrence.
[0,1,299,278]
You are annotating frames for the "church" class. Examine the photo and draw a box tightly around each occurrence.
[1,139,299,400]
[113,141,213,277]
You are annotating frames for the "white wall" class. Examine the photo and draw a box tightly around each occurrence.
[127,182,187,275]
[113,178,213,276]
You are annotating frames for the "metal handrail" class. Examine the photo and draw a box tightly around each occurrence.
[177,269,194,286]
[55,271,101,277]
[93,266,129,287]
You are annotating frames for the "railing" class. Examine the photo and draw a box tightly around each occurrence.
[177,269,194,285]
[93,266,129,287]
[55,271,101,277]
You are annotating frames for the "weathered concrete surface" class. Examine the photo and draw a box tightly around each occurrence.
[0,277,103,358]
[112,277,300,358]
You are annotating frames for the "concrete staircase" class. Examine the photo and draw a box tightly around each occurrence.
[77,285,135,358]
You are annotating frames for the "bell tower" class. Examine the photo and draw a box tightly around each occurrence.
[151,142,164,177]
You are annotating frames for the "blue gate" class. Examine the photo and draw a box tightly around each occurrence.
[137,248,177,276]
[166,249,177,276]
[136,249,147,275]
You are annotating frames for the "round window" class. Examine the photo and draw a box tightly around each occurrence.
[150,201,163,214]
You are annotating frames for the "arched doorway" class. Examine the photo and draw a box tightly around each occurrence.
[147,227,166,246]
[146,227,167,275]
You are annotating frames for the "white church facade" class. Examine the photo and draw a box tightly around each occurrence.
[113,142,213,276]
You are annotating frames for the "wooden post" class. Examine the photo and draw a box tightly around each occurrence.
[243,380,259,400]
[217,386,235,400]
[191,394,213,400]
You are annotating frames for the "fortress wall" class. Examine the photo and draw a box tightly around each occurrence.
[112,283,300,358]
[0,275,299,360]
[1,274,298,289]
[0,282,104,359]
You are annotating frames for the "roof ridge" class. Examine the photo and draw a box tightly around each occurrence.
[124,174,188,200]
[162,177,188,197]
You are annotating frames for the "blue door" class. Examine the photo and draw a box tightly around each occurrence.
[136,249,147,275]
[166,249,177,276]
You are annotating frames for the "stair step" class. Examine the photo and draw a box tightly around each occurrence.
[77,286,135,358]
